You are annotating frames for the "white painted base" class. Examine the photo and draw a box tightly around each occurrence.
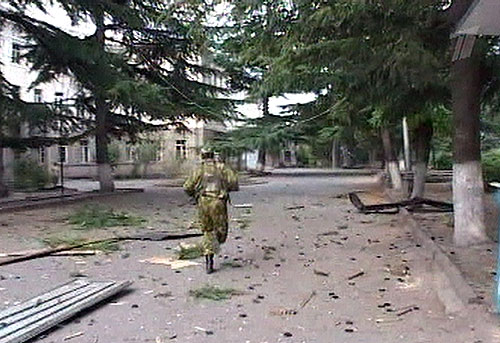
[453,161,488,246]
[411,162,427,198]
[98,163,115,192]
[387,161,403,190]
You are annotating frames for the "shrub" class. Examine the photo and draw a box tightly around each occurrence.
[13,158,54,190]
[482,149,500,183]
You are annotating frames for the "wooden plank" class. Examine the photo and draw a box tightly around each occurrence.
[0,280,131,343]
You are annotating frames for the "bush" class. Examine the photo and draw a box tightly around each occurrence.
[13,158,54,190]
[433,150,453,170]
[482,149,500,183]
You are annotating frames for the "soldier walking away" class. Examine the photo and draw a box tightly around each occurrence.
[184,150,239,274]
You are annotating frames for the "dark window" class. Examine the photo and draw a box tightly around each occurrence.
[59,146,68,163]
[54,92,64,105]
[175,140,187,160]
[11,43,21,63]
[38,147,46,164]
[34,89,42,103]
[80,139,89,163]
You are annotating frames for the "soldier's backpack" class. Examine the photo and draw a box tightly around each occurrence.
[201,163,225,196]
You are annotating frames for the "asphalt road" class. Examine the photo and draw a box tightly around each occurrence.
[0,174,497,343]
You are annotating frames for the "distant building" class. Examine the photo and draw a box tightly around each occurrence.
[0,19,227,185]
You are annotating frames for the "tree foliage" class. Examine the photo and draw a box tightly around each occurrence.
[1,0,234,137]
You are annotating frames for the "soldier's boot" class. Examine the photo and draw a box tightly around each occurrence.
[205,255,210,273]
[205,254,214,274]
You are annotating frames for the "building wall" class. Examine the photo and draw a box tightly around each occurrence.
[0,21,226,183]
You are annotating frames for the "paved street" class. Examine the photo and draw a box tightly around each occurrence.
[0,174,497,342]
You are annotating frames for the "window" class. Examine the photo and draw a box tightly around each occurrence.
[155,142,163,162]
[175,140,187,160]
[38,147,46,164]
[12,85,20,98]
[58,146,68,163]
[80,139,89,163]
[34,89,42,103]
[11,43,21,64]
[54,92,64,105]
[126,146,136,161]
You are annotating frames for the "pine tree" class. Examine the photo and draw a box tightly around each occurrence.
[1,0,234,192]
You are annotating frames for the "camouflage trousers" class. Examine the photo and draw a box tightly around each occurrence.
[198,195,228,255]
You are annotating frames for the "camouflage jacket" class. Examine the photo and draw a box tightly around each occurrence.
[184,161,239,200]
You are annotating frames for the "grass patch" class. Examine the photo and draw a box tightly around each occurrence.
[68,205,146,229]
[221,260,244,268]
[235,217,251,230]
[189,285,242,301]
[43,235,120,252]
[177,243,204,260]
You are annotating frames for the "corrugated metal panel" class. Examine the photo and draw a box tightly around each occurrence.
[0,280,131,343]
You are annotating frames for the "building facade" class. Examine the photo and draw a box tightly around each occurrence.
[0,20,226,185]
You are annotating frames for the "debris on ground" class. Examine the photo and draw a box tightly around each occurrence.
[0,231,202,266]
[233,204,253,209]
[141,257,200,269]
[285,205,305,210]
[176,243,203,260]
[317,231,339,237]
[349,192,453,214]
[396,304,420,317]
[313,269,330,277]
[0,280,131,343]
[269,308,298,316]
[347,270,365,280]
[299,291,317,309]
[63,331,84,341]
[0,250,99,258]
[194,326,214,335]
[189,285,243,301]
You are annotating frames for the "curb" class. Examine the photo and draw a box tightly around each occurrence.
[0,188,144,214]
[400,208,486,315]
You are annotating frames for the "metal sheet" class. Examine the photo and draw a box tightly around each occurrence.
[0,280,131,343]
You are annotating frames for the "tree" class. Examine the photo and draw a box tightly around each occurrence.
[446,0,492,246]
[0,70,65,196]
[1,0,234,192]
[215,114,300,171]
[243,1,448,191]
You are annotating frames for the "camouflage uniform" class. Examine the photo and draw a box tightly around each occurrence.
[184,158,239,260]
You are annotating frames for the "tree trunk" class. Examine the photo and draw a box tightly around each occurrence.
[331,138,340,169]
[0,147,8,198]
[381,128,403,190]
[262,96,270,117]
[95,13,114,192]
[258,148,266,172]
[411,121,433,199]
[451,43,487,246]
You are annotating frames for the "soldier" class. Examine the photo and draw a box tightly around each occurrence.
[184,149,239,274]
